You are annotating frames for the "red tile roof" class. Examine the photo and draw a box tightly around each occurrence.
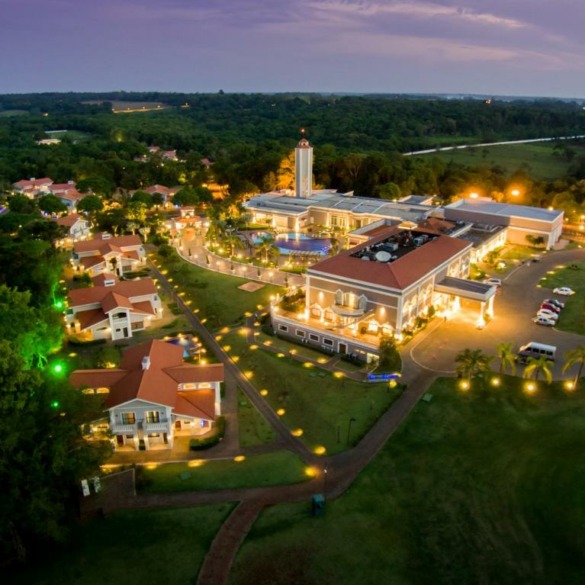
[14,177,53,189]
[74,234,142,254]
[101,292,134,314]
[310,227,471,290]
[69,279,156,307]
[76,309,108,330]
[70,340,224,416]
[165,363,224,384]
[56,213,85,227]
[92,273,118,287]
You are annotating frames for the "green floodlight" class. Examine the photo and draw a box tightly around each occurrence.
[53,300,64,310]
[52,362,65,376]
[50,400,60,409]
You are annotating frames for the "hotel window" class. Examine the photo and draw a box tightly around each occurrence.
[323,338,333,346]
[296,330,305,337]
[278,325,288,332]
[309,334,319,342]
[121,412,136,425]
[146,411,160,424]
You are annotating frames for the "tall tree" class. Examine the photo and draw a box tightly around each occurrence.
[496,342,517,375]
[563,346,585,389]
[455,348,493,381]
[523,356,553,383]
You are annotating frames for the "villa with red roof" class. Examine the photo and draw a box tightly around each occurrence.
[54,213,90,245]
[272,222,496,363]
[143,184,180,203]
[70,339,224,450]
[71,233,146,276]
[66,274,162,341]
[13,177,53,197]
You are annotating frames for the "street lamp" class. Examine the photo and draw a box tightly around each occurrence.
[323,466,328,495]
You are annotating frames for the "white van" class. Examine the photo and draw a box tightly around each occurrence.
[517,342,556,364]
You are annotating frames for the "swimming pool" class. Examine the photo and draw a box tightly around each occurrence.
[276,233,331,255]
[165,335,201,358]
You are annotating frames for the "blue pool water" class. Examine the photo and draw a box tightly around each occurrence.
[250,231,331,255]
[166,335,200,358]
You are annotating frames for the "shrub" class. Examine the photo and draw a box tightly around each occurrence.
[68,337,107,347]
[189,416,226,450]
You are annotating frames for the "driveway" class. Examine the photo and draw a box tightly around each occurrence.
[410,248,585,379]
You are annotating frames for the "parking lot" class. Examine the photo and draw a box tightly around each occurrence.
[409,247,585,379]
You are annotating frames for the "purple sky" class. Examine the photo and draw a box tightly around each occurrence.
[2,0,584,97]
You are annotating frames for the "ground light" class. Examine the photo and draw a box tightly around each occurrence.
[53,299,64,310]
[459,379,470,391]
[524,382,537,394]
[51,362,66,377]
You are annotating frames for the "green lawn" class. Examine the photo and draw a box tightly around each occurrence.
[238,389,277,447]
[154,252,282,330]
[6,504,234,585]
[231,377,585,585]
[538,261,585,335]
[223,331,398,455]
[418,143,583,181]
[139,451,307,493]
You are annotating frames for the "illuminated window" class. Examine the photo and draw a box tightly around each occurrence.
[121,412,136,425]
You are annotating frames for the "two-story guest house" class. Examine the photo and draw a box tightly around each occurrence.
[71,233,146,276]
[66,273,162,341]
[70,339,224,450]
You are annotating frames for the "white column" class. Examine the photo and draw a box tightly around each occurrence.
[214,382,222,416]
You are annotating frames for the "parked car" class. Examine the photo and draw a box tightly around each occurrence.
[537,309,559,321]
[543,298,564,309]
[540,303,561,314]
[533,316,556,326]
[484,278,502,287]
[553,287,575,296]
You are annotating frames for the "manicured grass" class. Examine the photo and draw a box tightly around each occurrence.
[418,143,584,180]
[154,252,282,330]
[223,331,399,455]
[6,504,234,585]
[238,389,277,447]
[255,330,337,362]
[500,244,543,262]
[538,261,585,335]
[139,451,307,493]
[231,377,585,585]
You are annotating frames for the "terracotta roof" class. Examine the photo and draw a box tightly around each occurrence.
[101,292,133,314]
[74,234,142,254]
[50,182,77,193]
[165,363,224,384]
[92,273,118,286]
[144,184,170,195]
[69,340,223,413]
[70,369,127,389]
[417,217,457,234]
[80,256,103,270]
[14,177,53,189]
[56,213,84,227]
[69,279,157,307]
[59,190,85,202]
[132,300,156,315]
[175,390,216,421]
[310,228,471,290]
[76,309,108,330]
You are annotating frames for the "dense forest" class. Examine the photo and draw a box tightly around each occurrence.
[1,91,585,213]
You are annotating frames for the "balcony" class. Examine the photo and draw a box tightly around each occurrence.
[145,422,169,433]
[111,423,136,434]
[332,303,365,317]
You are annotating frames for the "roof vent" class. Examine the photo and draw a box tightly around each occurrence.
[101,232,112,240]
[375,250,392,263]
[141,356,151,371]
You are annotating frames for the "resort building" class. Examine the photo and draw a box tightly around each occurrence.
[272,221,496,363]
[70,339,224,451]
[66,274,162,341]
[443,198,564,250]
[71,233,146,276]
[54,213,91,245]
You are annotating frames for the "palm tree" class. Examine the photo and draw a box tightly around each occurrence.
[523,356,553,384]
[222,231,245,258]
[255,236,278,265]
[496,342,516,375]
[455,349,493,381]
[563,346,585,389]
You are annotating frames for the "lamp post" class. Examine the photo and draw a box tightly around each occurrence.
[346,417,356,446]
[323,466,328,496]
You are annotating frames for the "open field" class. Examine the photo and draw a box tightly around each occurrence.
[222,331,398,455]
[0,109,28,117]
[417,143,585,180]
[538,261,585,335]
[6,504,234,585]
[139,451,307,493]
[153,252,282,331]
[232,377,585,585]
[238,389,277,447]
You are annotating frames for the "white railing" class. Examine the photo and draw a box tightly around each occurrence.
[111,423,136,434]
[145,422,169,432]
